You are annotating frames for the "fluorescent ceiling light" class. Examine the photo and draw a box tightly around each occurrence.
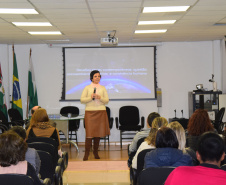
[143,6,190,13]
[28,31,62,35]
[0,8,38,14]
[12,22,52,26]
[138,20,176,25]
[46,39,70,42]
[135,30,167,33]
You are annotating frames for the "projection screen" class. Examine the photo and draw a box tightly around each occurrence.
[61,46,157,101]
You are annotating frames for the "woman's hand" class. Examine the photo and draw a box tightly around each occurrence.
[95,94,101,99]
[91,94,101,100]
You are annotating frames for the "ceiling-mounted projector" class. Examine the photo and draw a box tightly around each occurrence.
[101,30,118,46]
[101,37,118,46]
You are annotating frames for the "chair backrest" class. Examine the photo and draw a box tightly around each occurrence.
[138,166,175,185]
[216,107,225,121]
[37,150,55,182]
[8,108,23,121]
[106,106,113,129]
[214,107,225,132]
[185,147,199,166]
[0,110,8,123]
[60,106,79,117]
[26,137,58,164]
[60,106,80,130]
[55,166,62,185]
[0,123,9,134]
[136,148,155,177]
[27,137,58,147]
[0,174,34,185]
[137,137,146,150]
[119,106,140,126]
[221,164,226,171]
[28,142,58,167]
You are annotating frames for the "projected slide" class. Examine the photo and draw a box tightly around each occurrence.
[63,47,156,100]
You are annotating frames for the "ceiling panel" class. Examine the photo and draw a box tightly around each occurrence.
[0,0,225,44]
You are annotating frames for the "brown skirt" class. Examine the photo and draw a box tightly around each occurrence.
[85,110,110,137]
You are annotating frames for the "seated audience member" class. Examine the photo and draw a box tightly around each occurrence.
[132,117,168,169]
[31,106,42,115]
[165,132,226,185]
[129,112,160,154]
[0,131,44,185]
[168,121,198,165]
[127,112,160,167]
[26,106,41,129]
[187,109,215,151]
[144,127,192,169]
[168,121,186,152]
[10,126,41,175]
[26,108,62,156]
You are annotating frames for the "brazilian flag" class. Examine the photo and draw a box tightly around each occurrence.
[12,48,23,119]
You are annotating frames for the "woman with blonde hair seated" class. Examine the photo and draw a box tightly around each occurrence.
[167,121,186,152]
[26,108,62,156]
[132,117,168,169]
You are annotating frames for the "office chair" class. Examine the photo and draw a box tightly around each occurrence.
[131,148,154,185]
[128,136,146,168]
[8,108,25,127]
[0,123,9,134]
[0,174,34,185]
[0,110,9,134]
[212,107,225,133]
[26,137,68,170]
[100,106,114,148]
[137,166,175,185]
[221,164,226,171]
[60,106,80,144]
[28,142,58,168]
[0,110,8,123]
[115,106,144,148]
[55,166,63,185]
[37,150,61,184]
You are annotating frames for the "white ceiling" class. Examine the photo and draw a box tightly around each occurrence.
[1,0,226,45]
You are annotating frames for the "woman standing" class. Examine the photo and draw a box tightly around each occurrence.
[81,70,110,161]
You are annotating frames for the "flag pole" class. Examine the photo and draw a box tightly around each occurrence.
[11,45,14,108]
[26,48,32,118]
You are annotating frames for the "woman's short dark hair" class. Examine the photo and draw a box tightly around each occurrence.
[156,126,179,148]
[0,131,27,167]
[90,70,101,81]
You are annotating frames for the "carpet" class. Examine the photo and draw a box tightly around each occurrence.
[66,161,129,171]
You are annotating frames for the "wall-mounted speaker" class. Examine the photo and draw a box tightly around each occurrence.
[156,88,162,107]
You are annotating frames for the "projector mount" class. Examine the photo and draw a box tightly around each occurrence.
[107,30,117,43]
[100,30,118,46]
